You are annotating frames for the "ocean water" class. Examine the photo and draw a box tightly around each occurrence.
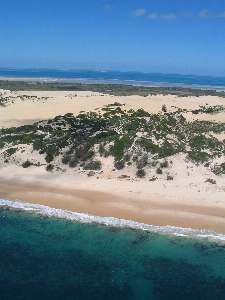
[1,68,225,90]
[1,201,225,300]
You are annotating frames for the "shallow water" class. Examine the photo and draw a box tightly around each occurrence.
[1,208,225,300]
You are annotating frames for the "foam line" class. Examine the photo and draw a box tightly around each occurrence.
[1,198,225,242]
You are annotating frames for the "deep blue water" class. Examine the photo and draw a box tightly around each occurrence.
[0,68,225,90]
[1,208,225,300]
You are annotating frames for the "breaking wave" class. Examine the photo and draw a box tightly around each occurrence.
[1,198,225,242]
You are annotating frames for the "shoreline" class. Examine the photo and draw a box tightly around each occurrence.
[0,167,225,235]
[1,197,225,242]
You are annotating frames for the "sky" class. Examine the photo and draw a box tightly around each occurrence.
[1,0,225,76]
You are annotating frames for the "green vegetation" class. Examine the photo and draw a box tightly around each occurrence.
[46,164,54,172]
[192,105,225,115]
[160,161,168,168]
[205,178,216,184]
[136,169,146,178]
[22,160,32,168]
[114,160,125,170]
[162,104,167,112]
[149,176,157,181]
[5,147,17,156]
[213,163,225,175]
[83,160,102,170]
[156,168,163,174]
[1,102,225,178]
[167,174,174,180]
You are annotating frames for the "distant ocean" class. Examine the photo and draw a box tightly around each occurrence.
[1,68,225,90]
[1,200,225,299]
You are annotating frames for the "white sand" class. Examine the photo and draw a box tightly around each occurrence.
[1,89,225,127]
[0,89,225,233]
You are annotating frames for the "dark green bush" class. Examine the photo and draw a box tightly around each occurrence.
[22,160,31,168]
[136,155,148,169]
[62,154,71,165]
[205,178,216,184]
[138,139,159,154]
[113,136,133,160]
[33,141,46,151]
[83,160,102,170]
[213,163,225,175]
[136,169,146,178]
[114,160,125,170]
[69,156,78,168]
[6,148,17,156]
[99,144,105,156]
[149,176,157,181]
[0,141,5,149]
[162,104,167,112]
[46,164,54,172]
[156,168,162,174]
[188,151,210,163]
[45,153,54,163]
[160,160,168,168]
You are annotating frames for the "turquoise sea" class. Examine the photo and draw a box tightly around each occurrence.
[1,200,225,300]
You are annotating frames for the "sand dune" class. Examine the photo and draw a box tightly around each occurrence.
[0,89,225,233]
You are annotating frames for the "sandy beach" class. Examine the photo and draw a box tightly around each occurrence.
[1,88,225,234]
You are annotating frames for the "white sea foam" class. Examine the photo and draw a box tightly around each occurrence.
[1,198,225,242]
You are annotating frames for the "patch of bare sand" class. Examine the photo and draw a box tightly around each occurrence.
[1,90,225,127]
[0,163,225,234]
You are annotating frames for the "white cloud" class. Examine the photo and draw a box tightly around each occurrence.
[131,8,147,17]
[148,12,158,20]
[161,13,177,21]
[198,10,209,18]
[179,11,193,18]
[131,9,225,21]
[214,11,225,18]
[198,10,225,19]
[103,4,111,10]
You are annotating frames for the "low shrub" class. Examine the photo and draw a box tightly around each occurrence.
[136,155,148,169]
[22,160,31,168]
[114,160,125,170]
[188,151,210,163]
[83,160,102,170]
[46,164,54,172]
[162,104,167,112]
[45,153,54,163]
[205,178,216,184]
[62,154,71,165]
[156,168,162,174]
[212,163,225,175]
[69,156,78,168]
[160,160,168,168]
[149,176,157,181]
[136,169,146,178]
[6,147,17,156]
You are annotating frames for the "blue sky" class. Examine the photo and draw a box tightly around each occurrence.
[1,0,225,75]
